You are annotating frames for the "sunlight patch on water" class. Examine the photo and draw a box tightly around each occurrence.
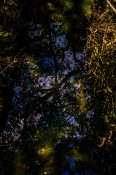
[37,144,55,158]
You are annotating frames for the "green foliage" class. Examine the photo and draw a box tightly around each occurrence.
[82,0,94,18]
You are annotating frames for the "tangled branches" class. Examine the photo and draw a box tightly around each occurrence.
[86,6,116,144]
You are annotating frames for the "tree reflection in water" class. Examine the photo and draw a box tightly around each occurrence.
[0,0,115,175]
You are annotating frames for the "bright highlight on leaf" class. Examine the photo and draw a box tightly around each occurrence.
[82,0,94,18]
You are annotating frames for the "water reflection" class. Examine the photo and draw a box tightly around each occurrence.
[35,137,101,175]
[61,142,101,175]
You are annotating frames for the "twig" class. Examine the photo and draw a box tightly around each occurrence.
[107,0,116,14]
[0,48,25,75]
[0,60,17,75]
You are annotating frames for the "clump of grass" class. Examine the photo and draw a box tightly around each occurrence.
[85,6,116,144]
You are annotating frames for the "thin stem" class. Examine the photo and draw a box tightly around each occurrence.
[107,0,116,14]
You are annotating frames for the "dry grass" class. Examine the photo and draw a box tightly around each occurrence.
[85,6,116,144]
